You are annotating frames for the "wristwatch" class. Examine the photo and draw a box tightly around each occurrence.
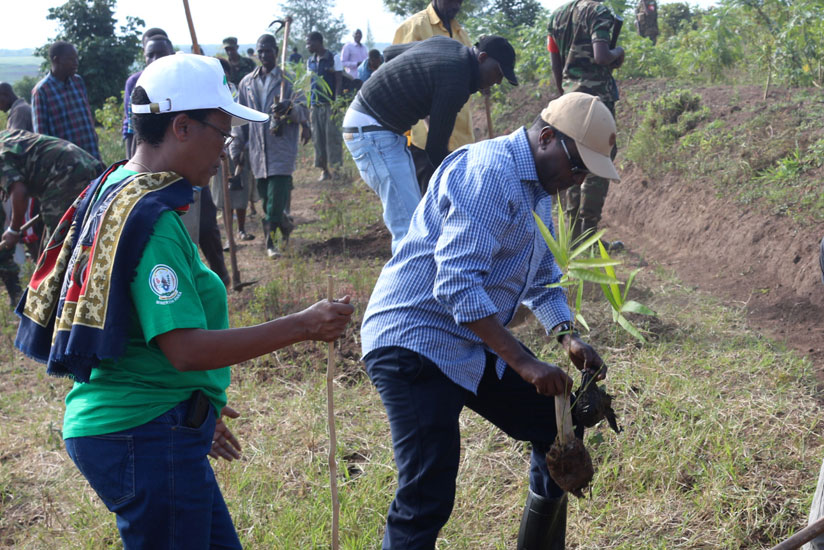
[552,321,577,344]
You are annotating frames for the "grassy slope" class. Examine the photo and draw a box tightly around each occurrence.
[1,92,823,549]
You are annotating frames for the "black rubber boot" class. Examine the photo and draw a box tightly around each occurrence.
[516,490,567,550]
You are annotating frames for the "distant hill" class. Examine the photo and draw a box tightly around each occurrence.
[0,49,36,57]
[0,55,42,84]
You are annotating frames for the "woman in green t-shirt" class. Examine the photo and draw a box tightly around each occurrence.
[54,54,354,548]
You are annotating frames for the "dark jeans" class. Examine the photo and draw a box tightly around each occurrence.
[407,144,436,196]
[364,346,563,550]
[65,400,242,550]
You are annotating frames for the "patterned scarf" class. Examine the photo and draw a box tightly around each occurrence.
[15,162,194,382]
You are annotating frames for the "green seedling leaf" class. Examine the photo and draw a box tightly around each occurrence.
[533,211,567,267]
[570,229,607,259]
[598,240,622,305]
[622,267,643,303]
[617,313,647,343]
[571,257,623,268]
[621,300,657,316]
[575,312,590,331]
[569,268,623,285]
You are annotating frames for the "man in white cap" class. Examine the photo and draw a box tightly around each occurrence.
[359,92,618,549]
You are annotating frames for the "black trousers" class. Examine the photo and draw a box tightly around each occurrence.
[364,345,564,549]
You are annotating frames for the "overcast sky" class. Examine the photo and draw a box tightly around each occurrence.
[2,0,713,51]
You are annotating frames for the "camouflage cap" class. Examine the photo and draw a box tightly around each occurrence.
[541,92,620,181]
[223,37,239,47]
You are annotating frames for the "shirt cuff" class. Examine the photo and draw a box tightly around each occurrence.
[442,288,499,325]
[531,302,572,336]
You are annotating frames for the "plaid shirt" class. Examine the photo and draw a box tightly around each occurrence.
[32,73,100,160]
[361,127,571,393]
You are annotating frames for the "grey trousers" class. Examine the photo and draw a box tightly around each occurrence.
[311,103,342,169]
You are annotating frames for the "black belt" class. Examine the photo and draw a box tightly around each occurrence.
[341,125,387,133]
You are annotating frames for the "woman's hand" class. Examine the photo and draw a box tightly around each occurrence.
[297,296,355,342]
[209,406,241,461]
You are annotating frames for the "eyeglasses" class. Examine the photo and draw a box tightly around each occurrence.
[196,119,234,147]
[560,138,589,174]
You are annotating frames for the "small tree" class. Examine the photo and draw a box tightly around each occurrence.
[279,0,348,54]
[365,22,375,50]
[36,0,143,111]
[382,0,490,20]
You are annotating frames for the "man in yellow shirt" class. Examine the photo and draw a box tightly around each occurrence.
[393,0,475,193]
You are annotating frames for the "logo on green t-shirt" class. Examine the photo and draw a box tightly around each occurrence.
[149,264,180,303]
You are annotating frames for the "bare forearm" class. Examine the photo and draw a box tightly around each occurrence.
[465,315,531,370]
[550,52,564,95]
[157,313,310,371]
[9,182,27,229]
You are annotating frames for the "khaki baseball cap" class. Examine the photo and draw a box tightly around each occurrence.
[540,92,621,181]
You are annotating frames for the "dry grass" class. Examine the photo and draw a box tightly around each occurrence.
[0,130,821,549]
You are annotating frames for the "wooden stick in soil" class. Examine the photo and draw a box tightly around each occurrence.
[326,274,340,550]
[769,515,824,550]
[220,158,242,290]
[484,94,495,139]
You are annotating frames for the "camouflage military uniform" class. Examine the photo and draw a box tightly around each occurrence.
[635,0,659,44]
[0,129,105,229]
[548,0,619,236]
[0,129,104,304]
[228,56,257,87]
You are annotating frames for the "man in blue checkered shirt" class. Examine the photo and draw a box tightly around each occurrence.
[361,92,621,549]
[32,41,100,161]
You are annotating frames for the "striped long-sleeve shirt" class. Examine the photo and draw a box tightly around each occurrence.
[361,127,571,393]
[32,73,100,160]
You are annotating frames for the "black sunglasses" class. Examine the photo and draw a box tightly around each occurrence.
[560,137,589,174]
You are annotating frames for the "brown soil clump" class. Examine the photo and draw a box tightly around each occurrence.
[546,437,594,498]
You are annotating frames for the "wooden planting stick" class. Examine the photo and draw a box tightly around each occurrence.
[181,0,201,55]
[554,394,574,445]
[220,159,241,290]
[327,274,340,550]
[484,94,495,139]
[769,516,824,550]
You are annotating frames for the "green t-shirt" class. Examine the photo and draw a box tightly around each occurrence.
[63,167,230,438]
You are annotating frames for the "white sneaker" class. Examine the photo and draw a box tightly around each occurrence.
[267,246,280,258]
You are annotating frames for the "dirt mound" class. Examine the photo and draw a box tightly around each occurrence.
[483,82,824,371]
[302,222,392,260]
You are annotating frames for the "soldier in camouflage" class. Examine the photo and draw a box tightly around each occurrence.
[635,0,659,44]
[0,129,104,305]
[548,0,625,251]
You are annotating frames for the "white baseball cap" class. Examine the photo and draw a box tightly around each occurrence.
[540,92,621,181]
[132,53,268,126]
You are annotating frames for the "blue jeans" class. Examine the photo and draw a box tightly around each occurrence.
[65,401,242,550]
[343,129,422,254]
[364,346,563,550]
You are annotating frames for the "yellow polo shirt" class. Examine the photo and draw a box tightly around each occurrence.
[393,3,475,152]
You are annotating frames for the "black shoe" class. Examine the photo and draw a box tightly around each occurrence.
[517,490,567,550]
